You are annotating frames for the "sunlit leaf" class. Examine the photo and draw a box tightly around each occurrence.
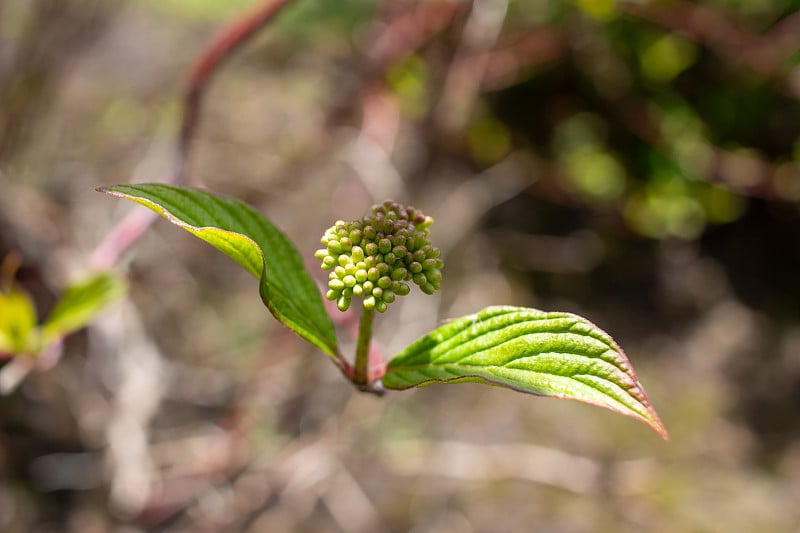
[384,306,667,438]
[99,183,340,359]
[0,289,38,354]
[42,272,127,343]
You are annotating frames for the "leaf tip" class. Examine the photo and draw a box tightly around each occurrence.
[643,408,669,440]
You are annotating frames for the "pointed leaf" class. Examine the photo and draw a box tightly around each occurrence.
[383,306,667,438]
[42,271,127,343]
[99,183,339,358]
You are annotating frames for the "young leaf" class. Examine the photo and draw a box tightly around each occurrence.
[41,272,127,344]
[0,289,38,354]
[99,183,340,359]
[383,306,667,438]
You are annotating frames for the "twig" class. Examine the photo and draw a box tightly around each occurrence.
[177,0,295,184]
[92,0,296,270]
[366,0,461,69]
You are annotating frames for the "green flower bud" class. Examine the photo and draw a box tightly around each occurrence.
[395,283,410,296]
[391,267,408,281]
[316,200,443,311]
[328,240,343,254]
[426,270,442,284]
[423,246,440,259]
[367,267,380,281]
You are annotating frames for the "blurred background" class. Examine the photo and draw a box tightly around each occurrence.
[1,0,800,531]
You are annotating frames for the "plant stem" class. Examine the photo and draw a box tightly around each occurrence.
[353,306,375,389]
[179,0,295,183]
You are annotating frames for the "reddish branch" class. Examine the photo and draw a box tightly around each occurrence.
[367,1,461,68]
[177,0,294,183]
[92,0,295,270]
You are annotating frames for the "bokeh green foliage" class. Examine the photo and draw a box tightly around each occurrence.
[381,0,798,240]
[0,272,126,357]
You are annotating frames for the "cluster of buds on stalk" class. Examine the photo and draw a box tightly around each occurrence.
[315,201,443,313]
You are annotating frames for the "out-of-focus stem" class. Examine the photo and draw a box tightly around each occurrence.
[178,0,295,183]
[92,0,296,269]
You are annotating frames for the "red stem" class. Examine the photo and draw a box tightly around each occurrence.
[92,0,296,269]
[177,0,295,183]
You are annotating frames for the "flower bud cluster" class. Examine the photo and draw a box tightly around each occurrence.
[315,201,443,312]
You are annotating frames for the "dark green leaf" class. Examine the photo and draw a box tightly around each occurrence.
[384,306,667,438]
[99,183,340,359]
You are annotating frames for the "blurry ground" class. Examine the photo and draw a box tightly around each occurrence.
[1,0,800,531]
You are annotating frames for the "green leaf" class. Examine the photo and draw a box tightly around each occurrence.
[383,306,667,439]
[99,183,340,359]
[0,288,39,354]
[42,272,127,343]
